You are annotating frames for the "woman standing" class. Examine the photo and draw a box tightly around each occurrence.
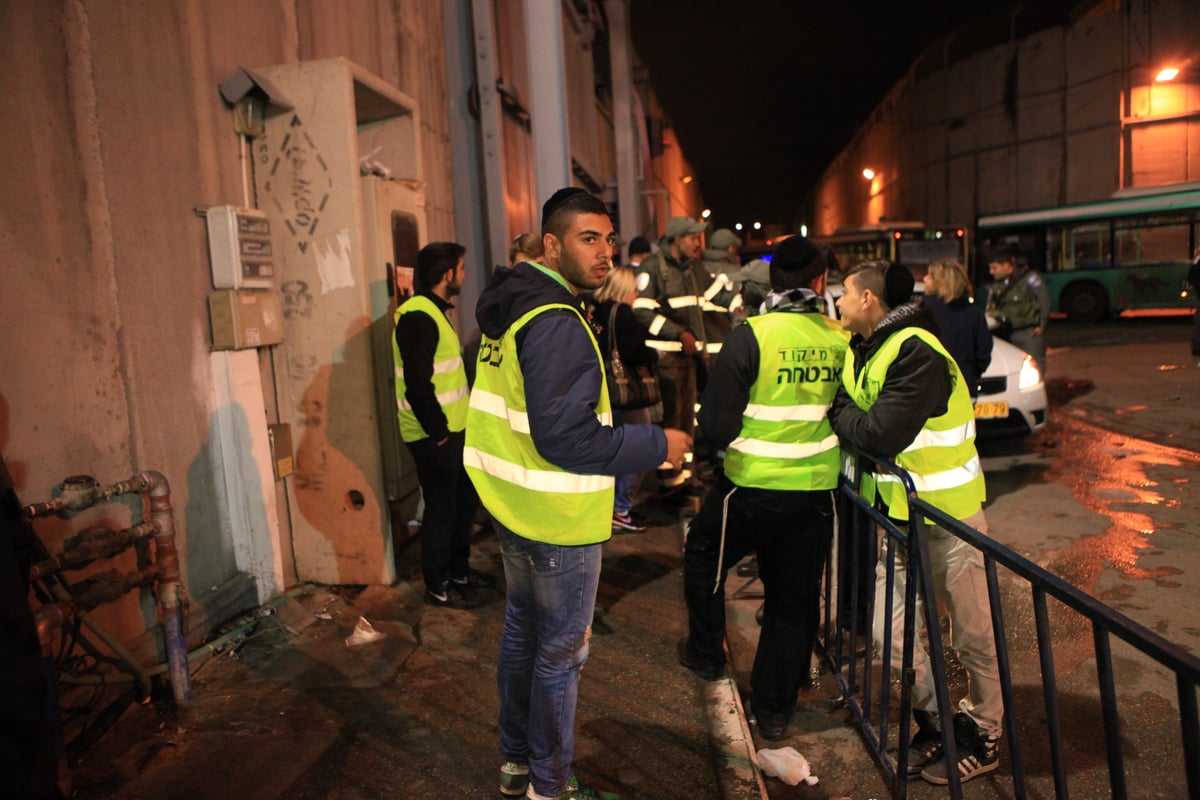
[924,260,993,397]
[593,267,659,531]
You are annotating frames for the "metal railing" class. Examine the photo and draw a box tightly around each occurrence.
[821,450,1200,799]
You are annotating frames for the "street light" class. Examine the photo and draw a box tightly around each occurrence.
[753,221,762,230]
[734,223,743,231]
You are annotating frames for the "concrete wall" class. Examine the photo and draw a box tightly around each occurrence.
[810,0,1200,236]
[0,0,453,653]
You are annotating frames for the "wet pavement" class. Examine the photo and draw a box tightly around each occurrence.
[65,316,1198,800]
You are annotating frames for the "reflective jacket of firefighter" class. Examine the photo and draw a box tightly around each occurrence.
[632,244,742,357]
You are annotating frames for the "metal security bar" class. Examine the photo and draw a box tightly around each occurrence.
[822,451,1200,800]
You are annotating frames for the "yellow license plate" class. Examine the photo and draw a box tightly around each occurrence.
[974,401,1009,419]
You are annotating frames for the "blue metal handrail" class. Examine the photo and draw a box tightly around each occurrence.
[822,450,1200,799]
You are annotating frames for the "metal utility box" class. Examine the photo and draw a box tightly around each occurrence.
[250,58,426,586]
[208,289,284,350]
[206,206,275,289]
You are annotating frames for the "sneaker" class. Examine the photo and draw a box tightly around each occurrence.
[424,580,482,609]
[906,709,944,777]
[921,711,1000,784]
[500,761,529,797]
[452,566,496,589]
[527,776,619,800]
[675,637,725,681]
[611,512,647,532]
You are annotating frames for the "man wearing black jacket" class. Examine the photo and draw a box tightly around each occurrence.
[677,237,849,743]
[828,261,1002,785]
[393,242,494,609]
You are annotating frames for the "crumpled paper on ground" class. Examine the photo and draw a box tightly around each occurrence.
[757,746,819,786]
[344,616,386,647]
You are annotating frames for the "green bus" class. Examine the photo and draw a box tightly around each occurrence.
[975,183,1200,321]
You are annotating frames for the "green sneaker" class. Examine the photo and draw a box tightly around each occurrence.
[527,776,620,800]
[500,761,529,796]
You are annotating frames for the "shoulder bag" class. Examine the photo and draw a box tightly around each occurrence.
[605,304,660,409]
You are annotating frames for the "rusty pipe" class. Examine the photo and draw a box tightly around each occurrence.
[28,521,159,582]
[140,470,192,707]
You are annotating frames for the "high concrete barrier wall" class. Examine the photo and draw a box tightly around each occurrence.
[811,0,1200,235]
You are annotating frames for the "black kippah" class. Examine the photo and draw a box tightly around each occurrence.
[884,262,915,308]
[541,187,591,229]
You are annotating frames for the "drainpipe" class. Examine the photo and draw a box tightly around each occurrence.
[141,470,191,707]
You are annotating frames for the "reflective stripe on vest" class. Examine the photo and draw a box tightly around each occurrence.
[843,327,985,521]
[392,295,469,442]
[464,303,615,545]
[723,312,850,491]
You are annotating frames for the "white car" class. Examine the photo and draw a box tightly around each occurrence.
[975,337,1047,438]
[820,283,1048,438]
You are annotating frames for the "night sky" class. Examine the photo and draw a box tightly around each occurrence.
[628,1,1023,230]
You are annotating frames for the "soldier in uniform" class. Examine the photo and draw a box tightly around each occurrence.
[985,247,1050,375]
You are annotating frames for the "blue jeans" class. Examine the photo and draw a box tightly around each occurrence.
[496,522,601,797]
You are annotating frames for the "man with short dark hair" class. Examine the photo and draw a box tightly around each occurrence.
[467,187,690,800]
[626,235,651,268]
[393,241,493,609]
[986,247,1049,375]
[677,237,849,743]
[829,260,1003,785]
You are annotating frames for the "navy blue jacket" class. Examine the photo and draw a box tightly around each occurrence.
[474,262,667,476]
[925,295,992,395]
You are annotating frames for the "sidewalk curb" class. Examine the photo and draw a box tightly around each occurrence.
[704,676,770,800]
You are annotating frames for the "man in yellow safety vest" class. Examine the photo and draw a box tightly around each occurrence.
[829,260,1003,785]
[677,236,849,745]
[393,241,493,610]
[466,187,689,800]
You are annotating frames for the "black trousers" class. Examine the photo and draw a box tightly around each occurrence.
[682,475,833,716]
[2,459,60,799]
[406,430,480,589]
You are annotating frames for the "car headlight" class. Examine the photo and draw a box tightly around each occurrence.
[1018,355,1041,390]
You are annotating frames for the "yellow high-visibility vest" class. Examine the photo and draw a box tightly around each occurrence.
[843,328,985,521]
[392,295,470,442]
[724,312,850,490]
[464,304,615,544]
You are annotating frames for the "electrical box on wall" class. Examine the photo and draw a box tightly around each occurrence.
[208,289,284,350]
[206,206,275,289]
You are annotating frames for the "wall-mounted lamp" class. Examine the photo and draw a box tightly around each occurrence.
[682,175,694,184]
[701,208,711,219]
[862,168,876,180]
[1156,67,1180,82]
